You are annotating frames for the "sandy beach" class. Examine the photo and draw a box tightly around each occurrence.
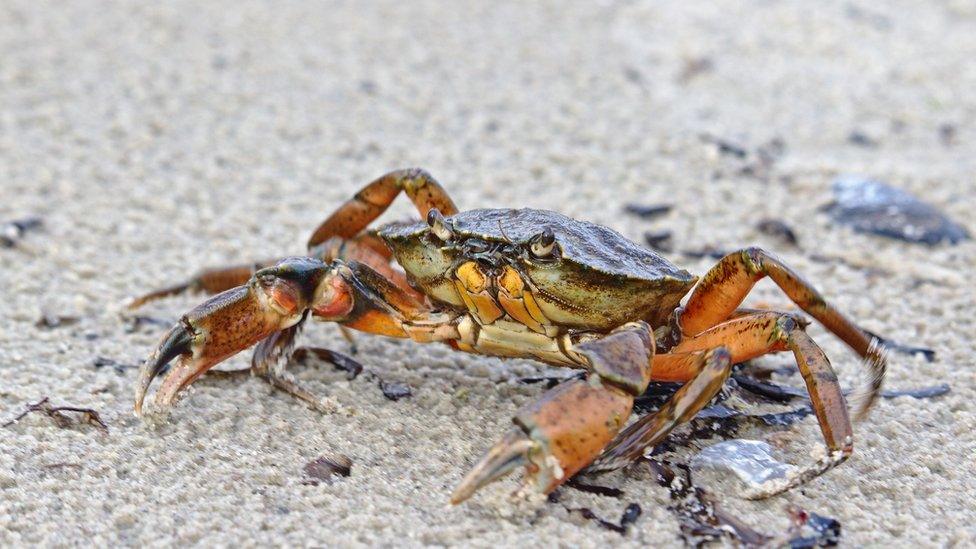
[1,1,974,546]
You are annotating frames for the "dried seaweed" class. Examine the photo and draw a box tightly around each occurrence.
[567,503,643,535]
[863,329,936,362]
[786,506,842,548]
[35,314,80,329]
[302,453,352,486]
[1,216,43,247]
[2,397,107,431]
[647,459,771,547]
[734,375,950,404]
[566,478,625,498]
[292,347,364,380]
[646,459,842,547]
[623,203,673,219]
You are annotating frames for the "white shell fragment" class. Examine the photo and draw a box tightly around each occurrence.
[690,439,797,488]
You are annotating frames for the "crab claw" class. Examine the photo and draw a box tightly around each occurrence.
[134,257,328,415]
[450,429,538,505]
[451,378,635,504]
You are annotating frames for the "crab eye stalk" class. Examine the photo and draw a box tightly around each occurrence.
[426,208,454,241]
[529,228,556,258]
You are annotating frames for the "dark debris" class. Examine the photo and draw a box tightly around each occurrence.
[623,203,673,220]
[646,459,842,547]
[302,453,352,486]
[864,329,936,362]
[679,246,728,260]
[648,459,771,547]
[378,380,412,401]
[123,315,174,333]
[822,176,970,245]
[2,397,107,431]
[35,314,80,329]
[701,134,748,159]
[1,216,43,247]
[292,347,364,380]
[756,219,799,246]
[787,505,842,548]
[566,478,625,498]
[568,503,643,535]
[643,230,675,253]
[93,356,140,375]
[847,131,879,148]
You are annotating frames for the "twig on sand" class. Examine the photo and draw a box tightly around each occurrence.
[2,397,108,431]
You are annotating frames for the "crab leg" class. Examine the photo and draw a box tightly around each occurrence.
[307,168,459,248]
[679,247,886,418]
[127,260,278,309]
[451,322,655,504]
[590,313,855,497]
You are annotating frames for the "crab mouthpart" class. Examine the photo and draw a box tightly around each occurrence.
[450,428,540,505]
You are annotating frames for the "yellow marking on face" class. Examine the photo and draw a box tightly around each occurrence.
[498,266,524,297]
[470,293,504,324]
[456,261,487,292]
[454,280,478,312]
[522,290,549,325]
[453,279,503,324]
[499,293,545,334]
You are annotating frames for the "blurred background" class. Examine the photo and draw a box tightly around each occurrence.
[1,1,974,546]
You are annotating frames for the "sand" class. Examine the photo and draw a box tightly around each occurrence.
[1,0,974,546]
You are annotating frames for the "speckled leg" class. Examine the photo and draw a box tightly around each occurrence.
[679,247,886,418]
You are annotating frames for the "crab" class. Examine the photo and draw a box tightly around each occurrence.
[130,168,887,504]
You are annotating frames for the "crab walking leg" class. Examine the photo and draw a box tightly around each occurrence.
[585,348,733,473]
[450,322,655,504]
[127,260,278,309]
[307,168,459,248]
[679,247,886,418]
[591,314,856,497]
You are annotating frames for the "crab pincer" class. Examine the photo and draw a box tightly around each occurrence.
[451,324,654,504]
[134,258,327,414]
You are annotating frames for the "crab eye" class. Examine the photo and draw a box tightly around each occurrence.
[426,208,454,241]
[529,228,556,258]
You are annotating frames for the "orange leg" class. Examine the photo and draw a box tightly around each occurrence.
[679,247,885,419]
[127,260,278,309]
[591,313,855,498]
[307,168,459,247]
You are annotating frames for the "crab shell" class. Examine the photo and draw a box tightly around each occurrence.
[377,208,698,331]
